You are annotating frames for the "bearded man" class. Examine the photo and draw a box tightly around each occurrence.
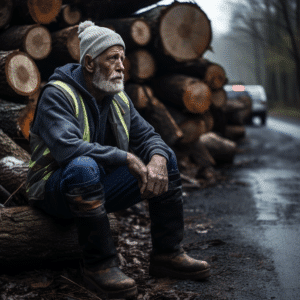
[26,21,210,299]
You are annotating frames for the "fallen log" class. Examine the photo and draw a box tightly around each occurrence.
[0,51,40,104]
[200,132,237,164]
[13,0,62,25]
[209,105,227,136]
[225,125,246,141]
[51,25,80,62]
[57,4,82,27]
[0,130,30,162]
[225,97,251,125]
[0,0,13,29]
[139,2,212,62]
[0,25,52,60]
[125,84,152,109]
[0,99,25,139]
[211,88,227,109]
[179,117,207,144]
[0,156,28,206]
[203,110,214,132]
[98,18,151,50]
[0,205,119,269]
[152,74,211,114]
[127,49,156,82]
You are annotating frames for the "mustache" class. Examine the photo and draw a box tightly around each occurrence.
[110,74,124,80]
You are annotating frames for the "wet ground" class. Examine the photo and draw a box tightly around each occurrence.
[1,116,300,299]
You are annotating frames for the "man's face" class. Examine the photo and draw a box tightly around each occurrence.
[92,45,125,95]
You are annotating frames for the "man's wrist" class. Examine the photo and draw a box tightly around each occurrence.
[150,154,167,165]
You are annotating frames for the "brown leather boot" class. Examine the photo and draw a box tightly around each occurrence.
[149,250,210,280]
[83,266,138,299]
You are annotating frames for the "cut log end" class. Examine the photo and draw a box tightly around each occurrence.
[131,19,151,46]
[5,51,40,97]
[205,64,227,90]
[24,25,52,60]
[62,4,81,25]
[183,81,211,114]
[28,0,62,24]
[67,26,80,61]
[160,3,211,61]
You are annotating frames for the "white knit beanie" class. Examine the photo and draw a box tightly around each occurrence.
[78,21,125,65]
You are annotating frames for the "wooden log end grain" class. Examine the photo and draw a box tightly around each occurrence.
[0,51,40,101]
[130,19,151,46]
[61,4,81,25]
[125,84,152,110]
[159,2,212,61]
[205,63,227,90]
[0,0,13,29]
[28,0,62,24]
[183,80,212,114]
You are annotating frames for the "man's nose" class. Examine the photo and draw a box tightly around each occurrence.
[116,58,125,73]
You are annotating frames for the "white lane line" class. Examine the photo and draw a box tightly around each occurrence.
[267,117,300,140]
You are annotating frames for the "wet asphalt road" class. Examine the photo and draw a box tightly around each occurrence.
[178,116,300,300]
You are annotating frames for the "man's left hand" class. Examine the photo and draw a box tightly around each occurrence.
[142,154,168,199]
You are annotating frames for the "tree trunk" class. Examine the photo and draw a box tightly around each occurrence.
[0,99,25,139]
[139,2,212,62]
[0,206,119,269]
[127,49,156,82]
[13,0,62,25]
[51,25,80,62]
[98,18,151,50]
[0,25,52,60]
[211,88,227,108]
[138,88,184,146]
[0,156,28,206]
[0,130,30,161]
[152,74,211,114]
[200,132,237,164]
[0,0,13,29]
[0,51,40,104]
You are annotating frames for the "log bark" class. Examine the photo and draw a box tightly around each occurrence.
[203,110,214,132]
[0,156,28,206]
[138,87,183,146]
[0,206,119,269]
[98,18,151,50]
[0,0,13,29]
[179,117,207,144]
[200,132,237,164]
[0,130,30,162]
[0,99,25,139]
[127,49,156,82]
[225,125,246,141]
[51,25,80,62]
[0,51,40,104]
[165,59,227,90]
[152,74,211,114]
[125,84,152,109]
[139,2,212,62]
[225,96,252,125]
[13,0,62,25]
[0,25,52,60]
[209,105,227,136]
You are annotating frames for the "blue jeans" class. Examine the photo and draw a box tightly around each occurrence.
[34,151,184,269]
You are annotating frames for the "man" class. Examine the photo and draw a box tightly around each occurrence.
[26,21,210,299]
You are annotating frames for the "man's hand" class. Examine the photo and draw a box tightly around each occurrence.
[126,152,148,194]
[143,154,168,199]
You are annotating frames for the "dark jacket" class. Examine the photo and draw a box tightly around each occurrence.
[30,63,172,170]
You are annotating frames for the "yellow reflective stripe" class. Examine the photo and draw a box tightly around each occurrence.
[118,91,130,108]
[43,170,54,181]
[53,80,79,117]
[78,94,90,142]
[43,148,50,156]
[29,159,36,169]
[113,100,129,140]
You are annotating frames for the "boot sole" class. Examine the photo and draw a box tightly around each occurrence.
[83,275,138,299]
[149,265,210,281]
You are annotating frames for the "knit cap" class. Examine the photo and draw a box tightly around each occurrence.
[78,21,125,65]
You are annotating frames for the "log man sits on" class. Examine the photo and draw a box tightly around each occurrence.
[26,21,210,299]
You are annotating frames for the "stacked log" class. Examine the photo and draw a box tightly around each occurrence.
[0,0,247,266]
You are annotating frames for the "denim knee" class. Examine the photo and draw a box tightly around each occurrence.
[61,156,101,192]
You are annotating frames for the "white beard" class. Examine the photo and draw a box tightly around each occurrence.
[92,66,124,94]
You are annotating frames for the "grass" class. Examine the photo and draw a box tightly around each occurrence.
[268,104,300,120]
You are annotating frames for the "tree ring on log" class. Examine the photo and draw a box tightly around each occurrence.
[5,51,40,97]
[159,3,212,61]
[28,0,62,24]
[67,26,80,61]
[62,4,81,25]
[130,19,151,46]
[24,25,52,60]
[183,81,211,114]
[0,0,13,29]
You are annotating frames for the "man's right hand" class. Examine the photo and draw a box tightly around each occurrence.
[126,152,148,195]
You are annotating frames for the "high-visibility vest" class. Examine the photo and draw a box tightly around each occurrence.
[26,80,131,201]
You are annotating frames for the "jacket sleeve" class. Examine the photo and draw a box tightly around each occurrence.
[31,86,128,167]
[128,97,173,163]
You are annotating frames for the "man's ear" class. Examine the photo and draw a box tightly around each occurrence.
[84,54,94,74]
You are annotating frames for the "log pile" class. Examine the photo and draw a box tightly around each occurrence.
[0,0,249,268]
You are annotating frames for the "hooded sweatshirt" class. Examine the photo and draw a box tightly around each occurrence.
[30,63,172,170]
